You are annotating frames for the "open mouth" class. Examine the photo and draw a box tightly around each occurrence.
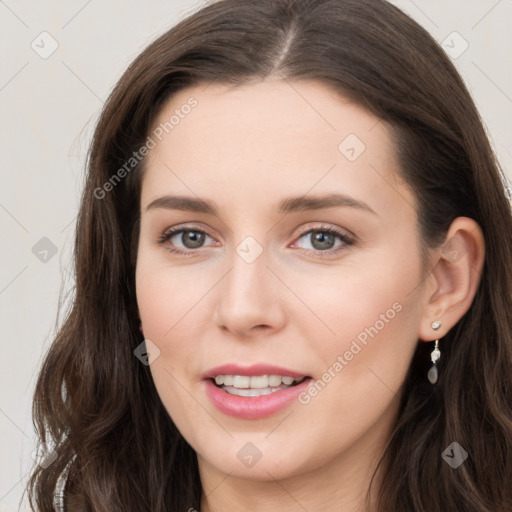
[210,375,311,397]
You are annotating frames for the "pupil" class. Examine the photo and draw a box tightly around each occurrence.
[312,232,334,250]
[183,231,205,248]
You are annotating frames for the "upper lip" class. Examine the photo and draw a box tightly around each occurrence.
[202,363,309,380]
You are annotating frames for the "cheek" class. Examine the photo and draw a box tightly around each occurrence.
[136,257,193,393]
[311,259,422,400]
[135,252,218,385]
[136,260,210,435]
[289,272,421,463]
[135,252,206,338]
[136,272,175,338]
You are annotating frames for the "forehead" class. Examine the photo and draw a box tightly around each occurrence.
[151,79,382,151]
[141,79,415,221]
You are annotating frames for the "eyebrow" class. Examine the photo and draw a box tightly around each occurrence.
[145,193,377,216]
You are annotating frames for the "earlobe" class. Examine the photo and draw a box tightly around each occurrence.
[418,216,485,342]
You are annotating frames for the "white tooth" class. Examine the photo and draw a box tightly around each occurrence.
[223,386,276,397]
[216,374,305,390]
[268,375,282,386]
[249,375,269,388]
[237,388,259,397]
[233,375,251,388]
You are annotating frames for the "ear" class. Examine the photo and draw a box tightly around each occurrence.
[417,217,485,342]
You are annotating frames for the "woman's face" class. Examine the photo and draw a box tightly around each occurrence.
[135,79,431,482]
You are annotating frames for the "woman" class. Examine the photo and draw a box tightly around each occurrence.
[27,0,512,510]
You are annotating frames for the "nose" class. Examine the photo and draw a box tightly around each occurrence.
[213,248,287,339]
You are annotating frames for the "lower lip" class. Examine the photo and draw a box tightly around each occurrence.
[203,378,312,420]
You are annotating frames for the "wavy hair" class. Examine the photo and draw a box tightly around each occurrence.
[27,0,512,510]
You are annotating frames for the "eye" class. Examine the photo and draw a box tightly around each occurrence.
[292,225,354,256]
[156,226,216,255]
[156,224,354,257]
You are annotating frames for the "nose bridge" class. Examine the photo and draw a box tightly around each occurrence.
[213,237,285,335]
[223,244,271,311]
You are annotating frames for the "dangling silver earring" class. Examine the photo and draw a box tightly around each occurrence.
[428,320,442,384]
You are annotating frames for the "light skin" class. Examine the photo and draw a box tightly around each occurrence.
[135,79,485,512]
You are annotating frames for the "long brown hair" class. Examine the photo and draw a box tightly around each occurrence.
[26,0,512,510]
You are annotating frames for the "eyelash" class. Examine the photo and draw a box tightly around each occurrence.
[156,224,355,258]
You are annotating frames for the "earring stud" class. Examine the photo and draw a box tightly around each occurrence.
[431,320,441,330]
[428,320,442,384]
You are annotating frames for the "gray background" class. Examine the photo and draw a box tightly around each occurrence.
[1,1,511,510]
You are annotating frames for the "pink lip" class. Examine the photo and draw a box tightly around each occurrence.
[203,377,312,420]
[201,363,312,420]
[202,363,308,380]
